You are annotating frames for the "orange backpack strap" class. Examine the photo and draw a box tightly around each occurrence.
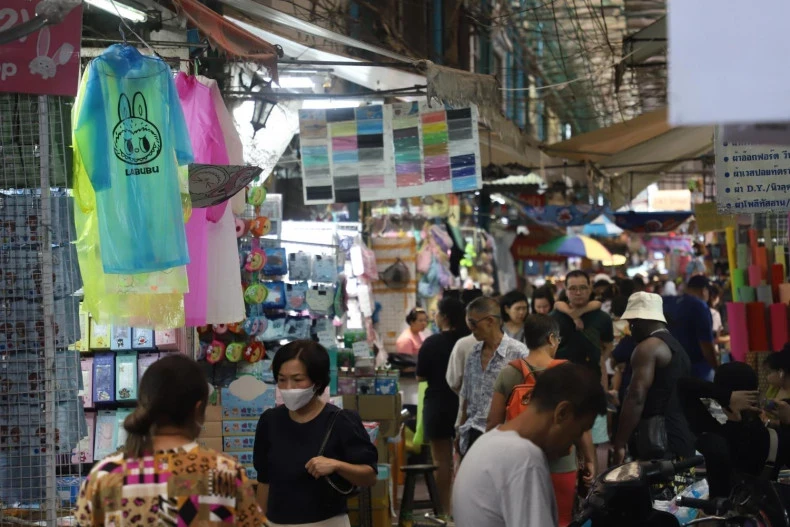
[509,358,537,382]
[548,359,568,369]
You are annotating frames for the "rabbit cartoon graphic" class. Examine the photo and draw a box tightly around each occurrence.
[28,27,74,80]
[112,92,163,165]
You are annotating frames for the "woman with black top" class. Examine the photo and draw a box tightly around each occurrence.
[415,297,470,516]
[253,340,378,527]
[678,361,790,498]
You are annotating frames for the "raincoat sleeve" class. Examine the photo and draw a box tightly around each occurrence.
[75,63,111,192]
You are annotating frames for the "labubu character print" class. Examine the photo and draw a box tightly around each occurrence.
[113,92,162,168]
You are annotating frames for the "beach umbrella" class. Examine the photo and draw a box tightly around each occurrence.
[538,235,613,261]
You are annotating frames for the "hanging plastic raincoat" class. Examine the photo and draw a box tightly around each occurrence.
[72,60,186,329]
[73,44,193,274]
[197,75,246,325]
[176,72,230,326]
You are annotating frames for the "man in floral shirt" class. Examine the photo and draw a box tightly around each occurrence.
[459,297,528,455]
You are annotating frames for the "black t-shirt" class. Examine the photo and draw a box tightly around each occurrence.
[551,308,614,376]
[416,330,464,401]
[253,404,378,524]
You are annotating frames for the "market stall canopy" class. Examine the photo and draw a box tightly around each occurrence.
[543,108,712,209]
[170,0,279,80]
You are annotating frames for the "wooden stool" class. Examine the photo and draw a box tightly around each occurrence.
[398,464,442,526]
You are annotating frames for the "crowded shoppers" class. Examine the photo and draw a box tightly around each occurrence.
[612,293,695,465]
[486,314,596,527]
[458,296,528,456]
[453,363,607,527]
[416,298,470,516]
[500,290,529,343]
[253,340,377,527]
[395,307,429,355]
[663,275,717,380]
[75,354,266,527]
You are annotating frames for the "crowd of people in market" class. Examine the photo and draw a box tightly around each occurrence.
[413,270,790,527]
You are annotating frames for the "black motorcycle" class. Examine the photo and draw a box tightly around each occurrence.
[571,456,790,527]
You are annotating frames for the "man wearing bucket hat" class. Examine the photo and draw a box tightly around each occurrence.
[612,293,696,465]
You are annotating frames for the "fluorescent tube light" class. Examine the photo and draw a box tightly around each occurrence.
[276,76,316,89]
[84,0,148,23]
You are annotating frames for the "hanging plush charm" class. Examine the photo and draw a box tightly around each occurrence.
[235,218,249,238]
[249,217,271,237]
[244,283,268,304]
[225,341,245,362]
[247,186,267,207]
[244,248,266,272]
[243,341,265,363]
[206,340,226,364]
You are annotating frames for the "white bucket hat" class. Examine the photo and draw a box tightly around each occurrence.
[620,292,666,323]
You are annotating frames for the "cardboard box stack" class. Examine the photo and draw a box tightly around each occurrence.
[197,392,223,453]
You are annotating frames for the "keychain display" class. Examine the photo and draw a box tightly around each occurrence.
[235,218,249,238]
[286,282,309,311]
[263,247,287,276]
[288,252,312,281]
[258,315,287,341]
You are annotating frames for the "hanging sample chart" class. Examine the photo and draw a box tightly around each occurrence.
[299,103,482,204]
[392,102,423,191]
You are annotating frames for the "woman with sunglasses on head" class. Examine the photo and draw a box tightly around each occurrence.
[253,340,378,527]
[75,354,265,527]
[486,314,596,527]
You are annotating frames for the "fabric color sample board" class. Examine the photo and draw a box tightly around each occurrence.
[727,302,749,362]
[749,265,764,287]
[299,103,481,204]
[732,268,747,302]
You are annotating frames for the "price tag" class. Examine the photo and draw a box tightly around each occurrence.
[352,340,371,358]
[318,330,336,348]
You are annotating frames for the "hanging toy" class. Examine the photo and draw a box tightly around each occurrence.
[235,218,249,238]
[244,248,266,272]
[243,341,265,363]
[196,325,212,336]
[227,322,244,334]
[244,283,268,304]
[214,324,228,335]
[206,340,226,364]
[247,186,267,207]
[249,216,271,237]
[225,342,245,362]
[242,317,261,336]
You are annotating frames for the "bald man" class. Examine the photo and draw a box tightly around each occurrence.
[458,297,528,456]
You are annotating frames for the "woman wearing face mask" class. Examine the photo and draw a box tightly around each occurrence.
[75,354,265,526]
[253,340,378,527]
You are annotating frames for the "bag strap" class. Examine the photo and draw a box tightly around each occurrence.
[510,358,537,381]
[318,409,341,457]
[761,427,779,480]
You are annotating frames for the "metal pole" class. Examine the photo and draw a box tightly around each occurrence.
[38,94,58,526]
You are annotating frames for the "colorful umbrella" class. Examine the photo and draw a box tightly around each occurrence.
[602,254,627,266]
[582,215,623,237]
[538,235,613,261]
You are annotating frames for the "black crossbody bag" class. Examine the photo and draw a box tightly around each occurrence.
[318,409,360,497]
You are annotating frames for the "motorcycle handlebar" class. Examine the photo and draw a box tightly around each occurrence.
[672,455,705,474]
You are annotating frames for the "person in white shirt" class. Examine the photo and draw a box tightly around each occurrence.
[453,363,607,527]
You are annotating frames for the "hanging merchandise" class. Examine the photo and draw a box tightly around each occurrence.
[263,247,287,276]
[73,45,193,274]
[73,72,186,329]
[288,251,313,281]
[299,103,482,204]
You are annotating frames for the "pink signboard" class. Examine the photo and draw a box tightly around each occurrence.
[0,1,82,96]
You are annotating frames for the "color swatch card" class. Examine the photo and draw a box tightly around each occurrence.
[299,103,481,204]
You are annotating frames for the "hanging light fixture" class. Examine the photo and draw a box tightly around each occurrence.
[251,97,275,136]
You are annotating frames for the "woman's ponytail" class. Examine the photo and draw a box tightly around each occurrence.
[123,407,154,458]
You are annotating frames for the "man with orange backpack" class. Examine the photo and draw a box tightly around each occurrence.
[487,314,597,527]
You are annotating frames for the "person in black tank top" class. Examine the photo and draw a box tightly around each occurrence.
[612,293,696,464]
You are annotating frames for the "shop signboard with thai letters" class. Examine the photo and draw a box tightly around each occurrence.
[0,1,83,96]
[714,127,790,214]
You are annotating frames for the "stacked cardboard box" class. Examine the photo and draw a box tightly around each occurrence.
[197,399,223,452]
[348,464,392,527]
[342,394,402,463]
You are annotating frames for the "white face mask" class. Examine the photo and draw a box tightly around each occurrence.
[280,385,316,411]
